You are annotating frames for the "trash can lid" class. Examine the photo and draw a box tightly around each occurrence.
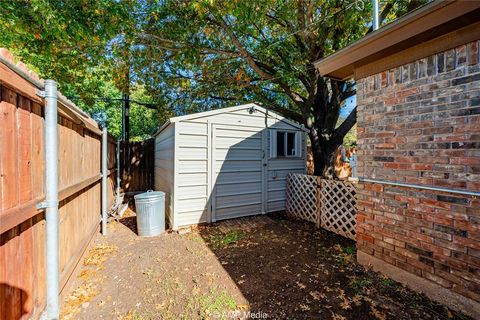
[134,190,165,200]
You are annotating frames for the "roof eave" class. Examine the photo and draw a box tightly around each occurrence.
[152,120,171,137]
[314,0,480,79]
[153,102,308,136]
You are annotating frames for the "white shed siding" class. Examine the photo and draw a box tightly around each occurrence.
[213,125,264,220]
[175,121,209,225]
[154,123,175,227]
[154,103,307,229]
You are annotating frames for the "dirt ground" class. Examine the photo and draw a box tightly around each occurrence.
[61,210,471,320]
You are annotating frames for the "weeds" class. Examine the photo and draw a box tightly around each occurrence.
[209,230,245,248]
[379,277,395,288]
[350,278,373,292]
[343,245,356,256]
[332,244,356,265]
[185,289,237,319]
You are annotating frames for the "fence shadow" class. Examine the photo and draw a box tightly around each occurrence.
[121,139,154,193]
[0,283,29,320]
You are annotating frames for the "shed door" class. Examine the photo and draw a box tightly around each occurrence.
[211,125,267,221]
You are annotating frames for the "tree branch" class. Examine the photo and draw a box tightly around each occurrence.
[213,15,274,80]
[136,33,243,57]
[208,95,237,101]
[256,101,303,123]
[333,106,356,144]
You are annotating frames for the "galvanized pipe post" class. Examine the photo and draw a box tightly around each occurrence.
[44,80,59,320]
[116,139,121,201]
[102,127,108,235]
[373,0,379,30]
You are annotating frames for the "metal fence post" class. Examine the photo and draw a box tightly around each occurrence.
[102,127,108,236]
[44,79,59,320]
[116,139,121,201]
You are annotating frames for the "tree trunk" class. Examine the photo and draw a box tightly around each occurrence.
[309,130,342,179]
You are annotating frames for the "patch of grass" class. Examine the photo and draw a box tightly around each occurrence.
[332,244,356,265]
[350,278,373,292]
[185,233,204,243]
[343,245,356,256]
[209,230,245,248]
[379,277,395,288]
[185,289,237,319]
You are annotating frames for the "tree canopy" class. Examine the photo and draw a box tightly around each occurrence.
[0,0,166,140]
[0,0,426,175]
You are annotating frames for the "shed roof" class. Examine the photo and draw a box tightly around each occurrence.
[153,102,307,136]
[314,0,480,80]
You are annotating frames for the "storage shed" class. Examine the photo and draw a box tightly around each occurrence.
[154,103,307,229]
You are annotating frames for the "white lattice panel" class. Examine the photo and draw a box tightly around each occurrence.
[320,179,357,240]
[285,173,321,226]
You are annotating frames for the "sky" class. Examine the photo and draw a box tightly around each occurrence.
[340,95,356,118]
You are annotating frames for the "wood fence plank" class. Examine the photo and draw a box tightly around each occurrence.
[20,219,34,317]
[0,88,19,210]
[32,214,46,312]
[31,102,44,198]
[5,227,22,320]
[18,96,32,203]
[0,232,6,320]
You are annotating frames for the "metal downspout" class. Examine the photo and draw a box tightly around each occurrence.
[373,0,379,30]
[102,127,108,235]
[44,80,59,319]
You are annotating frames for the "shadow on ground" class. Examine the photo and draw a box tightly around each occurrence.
[61,211,470,320]
[197,213,469,320]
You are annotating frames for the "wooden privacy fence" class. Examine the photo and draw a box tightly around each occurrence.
[0,50,117,319]
[285,173,357,240]
[121,139,154,193]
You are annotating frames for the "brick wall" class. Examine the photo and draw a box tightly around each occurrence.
[356,40,480,306]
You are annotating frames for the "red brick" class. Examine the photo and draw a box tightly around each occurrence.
[364,184,383,192]
[396,260,423,276]
[407,230,434,243]
[395,246,420,259]
[420,243,451,257]
[397,87,420,97]
[375,131,396,138]
[357,40,480,304]
[395,195,420,204]
[453,236,479,249]
[467,41,479,65]
[374,251,396,265]
[375,239,395,251]
[407,257,434,273]
[450,157,480,166]
[375,143,395,149]
[452,284,480,302]
[420,199,451,209]
[423,271,452,288]
[383,236,405,248]
[358,233,374,244]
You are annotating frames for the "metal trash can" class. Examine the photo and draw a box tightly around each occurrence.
[134,190,165,237]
